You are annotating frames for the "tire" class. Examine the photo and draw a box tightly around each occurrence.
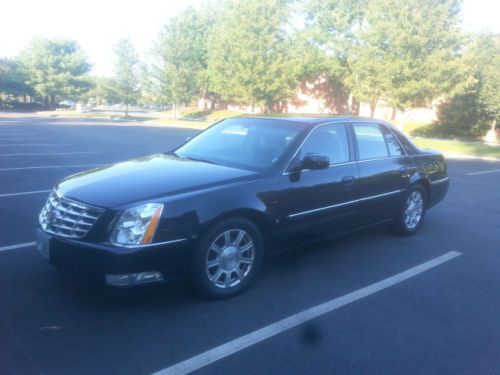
[392,185,427,236]
[191,217,264,299]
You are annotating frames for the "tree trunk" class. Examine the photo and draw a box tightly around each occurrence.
[369,98,378,118]
[203,91,208,111]
[172,102,177,119]
[125,103,129,117]
[485,118,498,143]
[391,107,398,121]
[350,95,360,116]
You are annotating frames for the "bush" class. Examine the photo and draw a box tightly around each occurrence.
[412,93,490,139]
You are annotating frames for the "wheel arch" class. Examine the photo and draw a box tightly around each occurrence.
[201,209,274,252]
[412,178,431,207]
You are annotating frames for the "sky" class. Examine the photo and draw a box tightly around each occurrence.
[0,0,498,76]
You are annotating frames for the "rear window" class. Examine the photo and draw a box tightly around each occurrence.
[390,127,420,154]
[353,123,389,160]
[380,125,405,156]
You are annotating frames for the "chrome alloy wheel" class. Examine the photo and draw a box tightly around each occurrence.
[205,229,255,289]
[404,191,424,230]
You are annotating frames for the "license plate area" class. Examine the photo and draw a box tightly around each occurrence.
[36,229,50,261]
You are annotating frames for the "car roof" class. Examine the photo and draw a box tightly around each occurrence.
[237,116,383,126]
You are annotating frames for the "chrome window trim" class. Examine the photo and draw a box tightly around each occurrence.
[281,122,352,175]
[357,155,404,163]
[431,177,449,185]
[282,160,357,176]
[282,121,413,176]
[287,189,403,218]
[379,123,408,157]
[352,122,409,161]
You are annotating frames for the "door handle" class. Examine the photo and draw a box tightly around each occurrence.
[341,175,356,184]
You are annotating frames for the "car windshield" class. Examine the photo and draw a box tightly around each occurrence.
[174,118,305,170]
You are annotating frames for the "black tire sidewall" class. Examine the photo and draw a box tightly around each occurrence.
[394,185,427,236]
[191,217,264,299]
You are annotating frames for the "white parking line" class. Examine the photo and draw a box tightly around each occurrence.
[0,143,71,147]
[0,151,101,157]
[0,138,51,141]
[0,190,50,198]
[153,251,462,375]
[0,164,102,171]
[0,133,36,137]
[466,169,500,176]
[0,242,36,252]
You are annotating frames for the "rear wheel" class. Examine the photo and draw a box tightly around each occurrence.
[191,218,264,298]
[393,185,427,236]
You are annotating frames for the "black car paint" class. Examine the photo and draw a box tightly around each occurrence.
[38,117,449,284]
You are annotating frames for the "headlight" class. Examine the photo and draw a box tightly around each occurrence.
[110,203,164,246]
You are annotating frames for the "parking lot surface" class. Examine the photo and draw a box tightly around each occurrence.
[1,115,499,375]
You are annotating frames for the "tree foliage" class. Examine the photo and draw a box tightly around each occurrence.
[112,38,140,115]
[429,33,500,138]
[18,38,91,105]
[208,0,300,112]
[474,34,500,125]
[149,4,215,117]
[0,58,32,98]
[360,0,466,111]
[306,0,468,116]
[83,76,120,105]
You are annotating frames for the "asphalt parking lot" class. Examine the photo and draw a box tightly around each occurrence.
[1,115,499,375]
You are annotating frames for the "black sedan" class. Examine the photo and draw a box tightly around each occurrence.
[36,117,449,298]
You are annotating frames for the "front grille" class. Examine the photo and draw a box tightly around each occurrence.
[39,191,104,239]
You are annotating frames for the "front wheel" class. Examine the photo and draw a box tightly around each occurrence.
[191,218,264,299]
[392,185,427,236]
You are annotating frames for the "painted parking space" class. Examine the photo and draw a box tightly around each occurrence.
[0,116,499,374]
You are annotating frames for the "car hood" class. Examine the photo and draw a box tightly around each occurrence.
[56,154,258,208]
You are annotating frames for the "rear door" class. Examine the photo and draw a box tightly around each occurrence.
[351,122,415,223]
[274,123,361,244]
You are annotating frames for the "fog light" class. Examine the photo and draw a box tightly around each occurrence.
[105,271,164,286]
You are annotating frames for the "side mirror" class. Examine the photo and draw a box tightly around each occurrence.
[301,153,330,170]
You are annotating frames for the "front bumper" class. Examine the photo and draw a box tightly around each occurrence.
[36,227,193,286]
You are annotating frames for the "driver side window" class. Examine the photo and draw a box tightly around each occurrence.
[295,124,350,167]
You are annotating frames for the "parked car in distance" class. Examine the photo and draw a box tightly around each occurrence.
[58,100,76,109]
[37,117,449,298]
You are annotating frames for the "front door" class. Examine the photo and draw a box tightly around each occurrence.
[274,123,361,246]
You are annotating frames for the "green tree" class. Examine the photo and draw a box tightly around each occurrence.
[18,38,91,106]
[359,0,467,117]
[208,0,300,112]
[112,38,140,116]
[0,58,33,101]
[432,33,500,138]
[474,34,500,133]
[305,0,367,114]
[151,4,215,117]
[306,0,467,118]
[82,76,121,106]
